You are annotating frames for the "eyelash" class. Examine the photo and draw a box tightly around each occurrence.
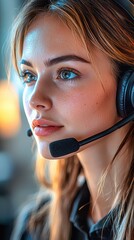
[57,67,81,81]
[19,67,81,85]
[19,70,37,85]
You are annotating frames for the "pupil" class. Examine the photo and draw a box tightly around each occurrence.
[62,71,70,79]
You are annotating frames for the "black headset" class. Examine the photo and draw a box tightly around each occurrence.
[113,0,134,118]
[113,0,134,20]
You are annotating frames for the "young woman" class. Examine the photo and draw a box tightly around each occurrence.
[11,0,134,239]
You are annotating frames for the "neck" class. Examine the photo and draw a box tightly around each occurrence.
[77,125,130,222]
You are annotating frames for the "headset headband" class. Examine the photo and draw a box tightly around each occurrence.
[113,0,134,20]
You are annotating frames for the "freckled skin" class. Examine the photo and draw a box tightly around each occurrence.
[21,14,119,159]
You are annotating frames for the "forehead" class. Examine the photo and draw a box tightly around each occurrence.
[21,13,113,75]
[22,13,90,60]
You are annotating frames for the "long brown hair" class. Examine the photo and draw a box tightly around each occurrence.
[11,1,134,239]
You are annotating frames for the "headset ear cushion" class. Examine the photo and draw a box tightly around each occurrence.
[116,70,134,118]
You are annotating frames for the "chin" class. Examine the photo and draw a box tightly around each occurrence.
[38,147,53,160]
[36,141,49,158]
[39,147,77,160]
[37,144,60,160]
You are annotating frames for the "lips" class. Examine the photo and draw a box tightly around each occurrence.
[32,119,63,137]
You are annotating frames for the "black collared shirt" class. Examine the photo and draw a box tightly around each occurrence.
[70,182,115,240]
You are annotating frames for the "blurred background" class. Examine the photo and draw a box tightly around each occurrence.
[0,0,39,239]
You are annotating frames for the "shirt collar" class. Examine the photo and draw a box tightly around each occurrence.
[70,181,117,239]
[70,181,90,234]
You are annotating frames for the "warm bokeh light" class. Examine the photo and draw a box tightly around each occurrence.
[0,80,21,138]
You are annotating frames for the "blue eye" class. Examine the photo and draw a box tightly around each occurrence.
[58,69,79,80]
[19,71,37,85]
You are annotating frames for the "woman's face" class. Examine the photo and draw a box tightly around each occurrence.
[20,14,118,159]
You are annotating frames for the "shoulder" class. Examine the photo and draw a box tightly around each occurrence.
[10,200,35,240]
[11,194,51,240]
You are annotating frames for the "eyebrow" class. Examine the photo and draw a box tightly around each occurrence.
[20,59,33,67]
[20,54,90,67]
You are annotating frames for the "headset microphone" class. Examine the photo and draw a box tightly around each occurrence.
[49,113,134,157]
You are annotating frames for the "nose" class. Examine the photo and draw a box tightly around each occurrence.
[29,79,53,112]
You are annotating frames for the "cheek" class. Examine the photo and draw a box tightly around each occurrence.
[59,89,99,130]
[65,88,102,116]
[62,84,117,136]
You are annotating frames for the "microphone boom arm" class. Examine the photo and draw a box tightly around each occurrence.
[79,113,134,147]
[49,113,134,157]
